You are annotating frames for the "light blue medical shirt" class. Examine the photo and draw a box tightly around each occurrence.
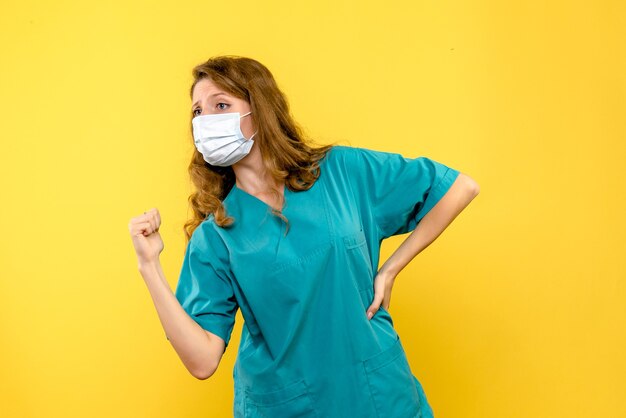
[175,145,460,417]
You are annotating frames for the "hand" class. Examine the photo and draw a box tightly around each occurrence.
[366,268,397,320]
[128,208,164,266]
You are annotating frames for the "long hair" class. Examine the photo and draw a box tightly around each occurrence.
[183,56,338,242]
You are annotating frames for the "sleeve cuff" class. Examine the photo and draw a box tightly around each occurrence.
[192,314,233,348]
[414,167,460,224]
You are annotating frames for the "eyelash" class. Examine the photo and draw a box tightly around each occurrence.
[193,102,229,116]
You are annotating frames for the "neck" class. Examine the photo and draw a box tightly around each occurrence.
[232,143,282,193]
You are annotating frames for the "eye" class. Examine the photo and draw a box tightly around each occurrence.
[192,108,201,117]
[216,102,230,110]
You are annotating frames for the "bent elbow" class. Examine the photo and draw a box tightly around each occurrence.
[191,362,217,380]
[189,354,219,380]
[193,371,211,381]
[472,182,480,196]
[460,174,480,197]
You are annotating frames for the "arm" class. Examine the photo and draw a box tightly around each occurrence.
[139,260,226,380]
[380,172,479,275]
[366,173,479,317]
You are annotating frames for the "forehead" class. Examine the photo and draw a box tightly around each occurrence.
[192,78,232,101]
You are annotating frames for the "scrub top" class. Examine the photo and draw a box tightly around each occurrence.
[174,145,460,418]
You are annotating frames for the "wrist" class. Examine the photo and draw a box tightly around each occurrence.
[378,261,400,279]
[138,258,161,273]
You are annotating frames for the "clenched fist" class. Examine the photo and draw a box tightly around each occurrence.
[128,208,164,266]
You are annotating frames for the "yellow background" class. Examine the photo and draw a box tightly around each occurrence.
[1,1,624,417]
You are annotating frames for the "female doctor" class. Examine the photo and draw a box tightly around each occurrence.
[128,55,479,418]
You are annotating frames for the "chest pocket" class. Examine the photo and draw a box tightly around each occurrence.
[342,229,375,308]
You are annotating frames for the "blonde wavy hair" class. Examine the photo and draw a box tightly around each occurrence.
[183,56,338,242]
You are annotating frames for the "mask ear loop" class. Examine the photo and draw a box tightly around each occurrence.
[240,111,257,140]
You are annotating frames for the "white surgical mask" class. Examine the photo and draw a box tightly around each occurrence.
[192,111,258,166]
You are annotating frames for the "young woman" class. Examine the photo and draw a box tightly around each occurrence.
[128,55,479,418]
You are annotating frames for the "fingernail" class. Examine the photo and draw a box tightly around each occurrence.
[367,312,373,320]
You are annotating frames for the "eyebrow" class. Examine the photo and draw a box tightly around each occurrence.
[191,93,228,109]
